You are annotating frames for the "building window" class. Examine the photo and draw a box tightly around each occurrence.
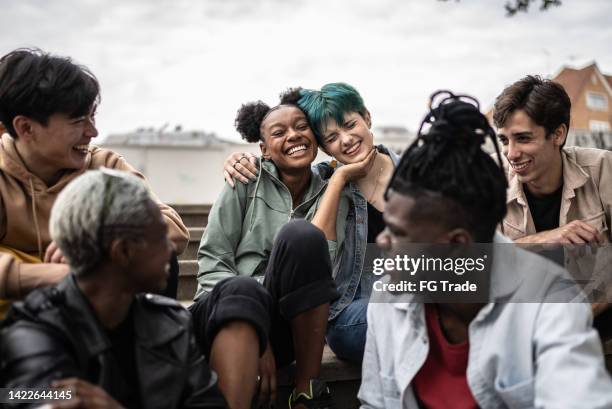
[586,92,608,111]
[589,120,611,132]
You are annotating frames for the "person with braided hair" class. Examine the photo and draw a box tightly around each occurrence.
[358,91,612,409]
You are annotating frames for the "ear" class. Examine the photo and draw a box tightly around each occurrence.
[12,115,37,141]
[446,228,473,244]
[108,238,132,270]
[363,109,372,128]
[260,141,271,160]
[552,123,567,148]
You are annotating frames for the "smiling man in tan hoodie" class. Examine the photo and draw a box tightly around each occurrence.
[0,48,189,317]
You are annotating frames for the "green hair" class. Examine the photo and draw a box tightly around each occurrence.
[298,82,367,143]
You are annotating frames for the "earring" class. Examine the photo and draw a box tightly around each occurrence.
[330,158,338,168]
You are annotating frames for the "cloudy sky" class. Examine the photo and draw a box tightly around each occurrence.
[2,0,611,142]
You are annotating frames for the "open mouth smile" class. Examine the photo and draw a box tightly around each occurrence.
[510,160,531,173]
[344,142,361,156]
[73,144,89,153]
[286,144,308,156]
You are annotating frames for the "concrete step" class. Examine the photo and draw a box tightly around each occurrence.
[178,260,197,301]
[276,346,361,408]
[170,204,211,230]
[179,227,204,261]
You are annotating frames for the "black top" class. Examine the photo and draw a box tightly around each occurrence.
[367,202,385,243]
[107,306,141,409]
[524,185,563,232]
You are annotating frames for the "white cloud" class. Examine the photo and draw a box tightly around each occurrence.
[1,0,610,142]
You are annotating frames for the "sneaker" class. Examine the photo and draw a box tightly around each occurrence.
[288,379,334,409]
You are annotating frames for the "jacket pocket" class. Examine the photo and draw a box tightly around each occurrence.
[494,377,535,408]
[380,374,402,409]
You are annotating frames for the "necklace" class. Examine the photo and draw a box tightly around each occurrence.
[367,166,384,203]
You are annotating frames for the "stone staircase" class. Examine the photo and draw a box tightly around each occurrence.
[172,204,362,409]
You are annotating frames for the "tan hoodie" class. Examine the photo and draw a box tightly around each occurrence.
[0,133,189,298]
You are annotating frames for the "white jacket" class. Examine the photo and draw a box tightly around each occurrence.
[359,234,612,409]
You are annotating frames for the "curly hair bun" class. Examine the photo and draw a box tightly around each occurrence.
[279,87,303,105]
[235,101,270,143]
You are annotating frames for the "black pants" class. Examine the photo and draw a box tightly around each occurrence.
[189,220,340,367]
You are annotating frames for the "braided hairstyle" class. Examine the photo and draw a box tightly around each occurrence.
[234,88,304,143]
[386,91,508,242]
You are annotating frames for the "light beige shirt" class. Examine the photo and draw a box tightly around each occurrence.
[501,146,612,242]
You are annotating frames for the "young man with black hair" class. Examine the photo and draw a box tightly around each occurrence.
[358,92,612,408]
[0,49,189,315]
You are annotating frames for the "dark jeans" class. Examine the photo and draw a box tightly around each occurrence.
[189,220,340,367]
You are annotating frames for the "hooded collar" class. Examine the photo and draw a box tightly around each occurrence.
[0,133,94,193]
[259,158,328,203]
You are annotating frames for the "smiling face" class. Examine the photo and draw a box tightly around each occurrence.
[321,111,373,164]
[23,107,99,174]
[259,105,318,172]
[497,109,565,190]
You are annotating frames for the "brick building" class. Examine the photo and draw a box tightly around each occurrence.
[553,62,612,133]
[486,62,612,149]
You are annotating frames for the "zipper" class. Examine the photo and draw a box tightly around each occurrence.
[261,165,328,221]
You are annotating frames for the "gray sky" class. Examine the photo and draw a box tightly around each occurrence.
[2,0,611,142]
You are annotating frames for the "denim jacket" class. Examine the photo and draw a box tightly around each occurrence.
[358,234,612,409]
[315,145,400,320]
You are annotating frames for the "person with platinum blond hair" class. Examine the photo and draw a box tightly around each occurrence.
[0,169,227,409]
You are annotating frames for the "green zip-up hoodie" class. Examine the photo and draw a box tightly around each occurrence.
[195,158,349,299]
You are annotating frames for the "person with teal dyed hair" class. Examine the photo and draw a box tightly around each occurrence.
[223,83,400,363]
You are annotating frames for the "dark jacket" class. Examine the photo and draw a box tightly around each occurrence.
[0,274,227,409]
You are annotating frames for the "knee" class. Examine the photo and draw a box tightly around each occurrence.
[215,276,269,303]
[277,219,326,251]
[326,323,367,363]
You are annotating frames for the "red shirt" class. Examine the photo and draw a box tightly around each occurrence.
[412,304,479,409]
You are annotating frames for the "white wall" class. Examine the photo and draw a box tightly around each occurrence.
[101,143,329,204]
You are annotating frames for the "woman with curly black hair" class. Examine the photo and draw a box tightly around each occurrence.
[190,91,373,409]
[222,83,399,365]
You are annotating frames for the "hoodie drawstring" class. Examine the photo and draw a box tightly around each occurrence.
[249,157,264,231]
[29,177,43,260]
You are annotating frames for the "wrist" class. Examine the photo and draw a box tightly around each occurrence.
[331,170,349,185]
